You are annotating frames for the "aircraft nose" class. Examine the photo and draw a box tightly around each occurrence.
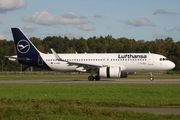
[169,61,175,69]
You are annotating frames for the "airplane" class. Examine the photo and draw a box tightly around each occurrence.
[6,28,175,81]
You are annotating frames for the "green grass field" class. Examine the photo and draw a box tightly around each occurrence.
[0,73,180,119]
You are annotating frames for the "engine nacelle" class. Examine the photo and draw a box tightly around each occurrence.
[99,67,128,78]
[76,67,86,72]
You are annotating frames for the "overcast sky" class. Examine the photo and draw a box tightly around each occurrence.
[0,0,180,41]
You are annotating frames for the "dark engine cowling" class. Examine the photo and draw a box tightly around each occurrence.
[99,67,128,78]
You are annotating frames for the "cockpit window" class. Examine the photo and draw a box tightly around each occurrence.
[160,58,168,61]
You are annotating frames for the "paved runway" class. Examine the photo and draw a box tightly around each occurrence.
[107,107,180,115]
[0,79,180,84]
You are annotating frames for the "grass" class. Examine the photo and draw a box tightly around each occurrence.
[0,103,179,120]
[0,84,179,108]
[0,84,180,119]
[0,73,180,119]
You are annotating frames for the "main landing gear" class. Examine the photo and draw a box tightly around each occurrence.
[149,72,154,81]
[88,75,100,81]
[88,69,100,81]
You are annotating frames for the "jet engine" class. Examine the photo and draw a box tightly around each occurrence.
[99,67,127,78]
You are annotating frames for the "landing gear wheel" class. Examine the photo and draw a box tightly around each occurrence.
[149,77,154,81]
[149,72,154,81]
[88,75,94,81]
[95,75,100,81]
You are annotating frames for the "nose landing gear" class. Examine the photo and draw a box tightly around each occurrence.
[149,72,154,81]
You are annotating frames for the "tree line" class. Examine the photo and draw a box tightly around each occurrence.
[0,35,180,71]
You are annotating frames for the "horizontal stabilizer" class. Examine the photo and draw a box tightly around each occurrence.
[5,56,30,61]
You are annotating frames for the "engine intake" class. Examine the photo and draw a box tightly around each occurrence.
[99,67,127,78]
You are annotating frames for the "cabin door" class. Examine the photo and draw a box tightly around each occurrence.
[148,55,154,65]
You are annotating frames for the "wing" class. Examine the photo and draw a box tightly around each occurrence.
[67,61,104,68]
[50,48,106,69]
[50,49,126,71]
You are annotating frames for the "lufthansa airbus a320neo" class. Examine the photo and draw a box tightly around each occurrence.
[6,28,175,81]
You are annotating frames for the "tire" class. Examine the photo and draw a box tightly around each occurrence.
[149,77,154,81]
[88,75,94,81]
[95,75,100,81]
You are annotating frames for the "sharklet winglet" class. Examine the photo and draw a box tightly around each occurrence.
[50,48,64,61]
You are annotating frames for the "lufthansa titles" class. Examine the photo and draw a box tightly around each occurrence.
[118,54,147,59]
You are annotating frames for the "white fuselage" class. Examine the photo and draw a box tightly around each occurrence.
[40,53,175,72]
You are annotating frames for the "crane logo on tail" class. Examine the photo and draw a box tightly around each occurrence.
[17,40,30,54]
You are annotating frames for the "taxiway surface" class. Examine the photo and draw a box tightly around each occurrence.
[0,79,180,84]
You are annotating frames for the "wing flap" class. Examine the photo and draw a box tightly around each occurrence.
[67,61,103,68]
